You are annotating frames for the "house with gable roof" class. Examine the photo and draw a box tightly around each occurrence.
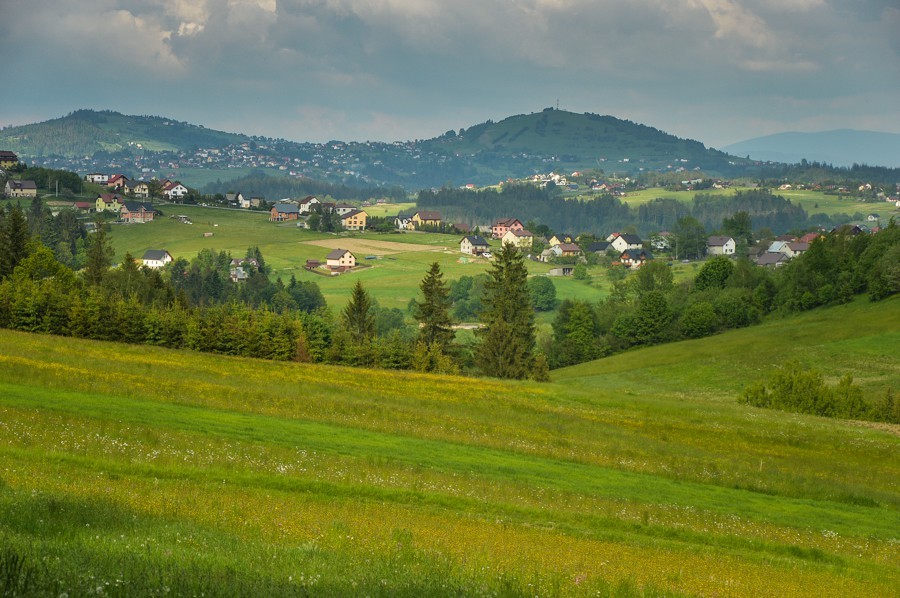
[341,209,368,231]
[107,174,129,190]
[555,242,583,257]
[706,236,736,256]
[501,228,534,249]
[492,218,524,239]
[270,202,299,222]
[161,180,189,201]
[4,180,37,198]
[411,210,442,229]
[141,249,173,269]
[619,248,653,269]
[782,242,809,258]
[298,195,320,214]
[460,235,489,255]
[95,193,124,213]
[326,248,356,271]
[0,151,19,169]
[120,201,155,223]
[609,233,643,253]
[124,180,150,199]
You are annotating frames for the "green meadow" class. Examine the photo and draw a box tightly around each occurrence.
[108,206,613,311]
[0,296,897,596]
[619,186,899,221]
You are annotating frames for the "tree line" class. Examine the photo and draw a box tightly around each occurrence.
[202,172,406,203]
[0,204,547,380]
[418,185,816,236]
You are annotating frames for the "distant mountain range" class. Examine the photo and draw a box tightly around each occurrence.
[0,108,758,188]
[2,109,897,189]
[723,130,900,168]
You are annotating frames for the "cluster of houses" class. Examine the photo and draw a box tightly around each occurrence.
[457,219,655,272]
[754,233,820,267]
[269,196,369,231]
[455,219,850,274]
[84,172,189,201]
[137,250,262,283]
[93,193,156,223]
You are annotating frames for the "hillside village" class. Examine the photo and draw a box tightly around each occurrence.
[2,147,898,279]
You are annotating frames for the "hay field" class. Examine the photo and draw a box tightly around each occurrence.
[300,237,440,255]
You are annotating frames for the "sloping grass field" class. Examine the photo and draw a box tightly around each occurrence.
[0,296,897,595]
[620,186,899,221]
[108,207,616,311]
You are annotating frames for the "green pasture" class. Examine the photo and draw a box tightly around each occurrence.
[604,186,900,222]
[616,187,741,207]
[777,189,898,220]
[0,296,897,595]
[108,210,610,311]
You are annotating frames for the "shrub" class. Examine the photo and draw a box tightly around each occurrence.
[739,361,872,420]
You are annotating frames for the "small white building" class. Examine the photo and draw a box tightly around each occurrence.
[162,181,189,201]
[326,248,356,270]
[85,173,109,185]
[460,235,489,255]
[609,233,643,252]
[140,249,173,269]
[299,195,320,214]
[706,236,736,256]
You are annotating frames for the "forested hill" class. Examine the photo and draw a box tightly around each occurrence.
[0,109,251,157]
[7,108,897,189]
[2,108,756,186]
[420,108,749,174]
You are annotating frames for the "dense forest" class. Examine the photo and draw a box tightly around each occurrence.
[419,185,817,235]
[202,172,406,202]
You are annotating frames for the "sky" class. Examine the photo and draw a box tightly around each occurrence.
[2,0,898,149]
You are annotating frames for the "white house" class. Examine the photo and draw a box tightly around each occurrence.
[326,248,356,270]
[782,242,810,258]
[140,249,173,269]
[609,233,643,252]
[85,173,109,185]
[706,236,736,256]
[299,195,320,214]
[460,235,489,255]
[162,181,189,201]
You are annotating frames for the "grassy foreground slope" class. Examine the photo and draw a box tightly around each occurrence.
[0,298,898,596]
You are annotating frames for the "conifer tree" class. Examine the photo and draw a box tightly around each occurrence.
[342,279,375,343]
[84,218,113,286]
[476,242,536,379]
[0,204,30,279]
[414,262,454,350]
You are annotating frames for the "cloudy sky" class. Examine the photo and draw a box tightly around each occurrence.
[2,0,898,149]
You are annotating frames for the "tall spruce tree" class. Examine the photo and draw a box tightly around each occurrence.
[414,262,454,350]
[476,242,536,379]
[342,279,375,343]
[84,218,114,286]
[0,204,30,279]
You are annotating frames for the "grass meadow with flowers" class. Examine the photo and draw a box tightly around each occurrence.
[0,296,897,596]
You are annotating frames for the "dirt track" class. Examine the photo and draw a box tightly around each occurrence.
[300,238,440,255]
